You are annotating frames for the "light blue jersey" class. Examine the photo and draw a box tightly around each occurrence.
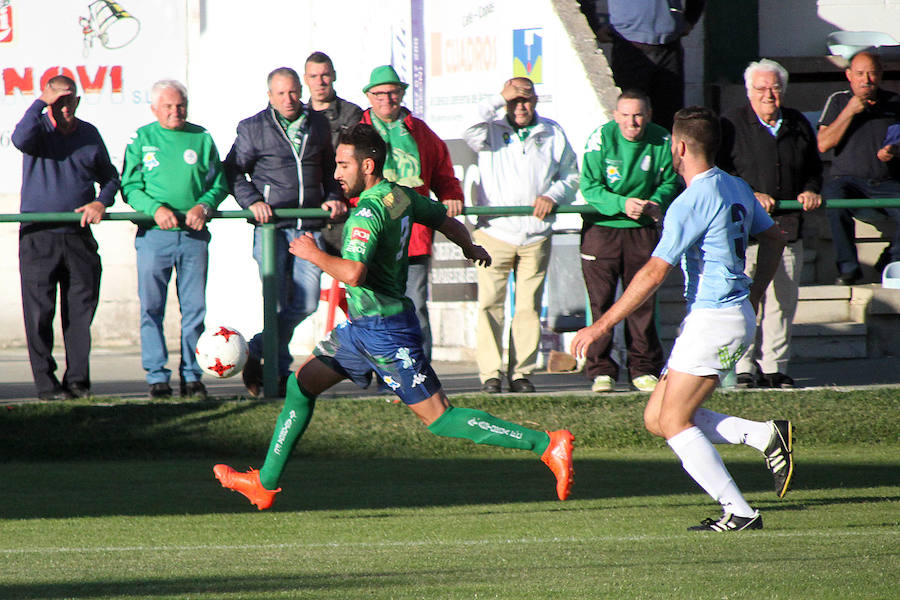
[652,167,774,310]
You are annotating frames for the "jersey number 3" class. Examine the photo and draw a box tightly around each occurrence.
[730,203,747,261]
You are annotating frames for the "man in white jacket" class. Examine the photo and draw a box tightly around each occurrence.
[463,78,579,393]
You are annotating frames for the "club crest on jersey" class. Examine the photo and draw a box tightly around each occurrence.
[183,149,198,165]
[640,155,652,171]
[142,151,159,171]
[606,165,622,183]
[351,227,371,243]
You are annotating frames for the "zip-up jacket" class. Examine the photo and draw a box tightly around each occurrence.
[225,104,342,230]
[463,94,579,246]
[360,108,463,257]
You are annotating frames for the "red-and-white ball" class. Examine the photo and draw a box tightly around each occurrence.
[195,326,249,378]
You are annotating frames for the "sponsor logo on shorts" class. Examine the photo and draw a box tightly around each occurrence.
[395,347,415,369]
[351,227,371,242]
[383,375,402,390]
[717,344,747,370]
[412,372,427,387]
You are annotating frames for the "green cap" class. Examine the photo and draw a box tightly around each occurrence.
[363,65,409,94]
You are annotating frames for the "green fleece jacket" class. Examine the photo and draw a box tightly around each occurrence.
[122,122,228,228]
[580,120,679,227]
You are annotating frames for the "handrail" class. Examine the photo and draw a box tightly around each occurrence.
[3,197,899,397]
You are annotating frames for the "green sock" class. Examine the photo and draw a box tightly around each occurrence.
[259,373,316,490]
[427,406,550,455]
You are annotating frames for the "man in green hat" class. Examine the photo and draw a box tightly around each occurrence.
[360,65,464,360]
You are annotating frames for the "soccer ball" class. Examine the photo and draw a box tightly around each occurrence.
[195,326,249,379]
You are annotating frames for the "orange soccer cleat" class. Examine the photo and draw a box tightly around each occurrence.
[541,430,575,501]
[213,464,281,510]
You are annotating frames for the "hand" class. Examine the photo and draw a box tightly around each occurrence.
[754,192,776,213]
[249,200,273,224]
[75,200,106,227]
[643,201,662,223]
[876,144,896,163]
[322,199,348,219]
[501,79,534,102]
[797,191,822,211]
[532,195,556,220]
[442,198,464,218]
[185,204,208,231]
[847,95,873,116]
[463,243,491,267]
[570,323,606,359]
[624,197,649,220]
[153,206,178,230]
[289,232,320,260]
[39,83,73,107]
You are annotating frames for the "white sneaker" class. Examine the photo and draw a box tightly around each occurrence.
[591,375,615,392]
[631,374,659,392]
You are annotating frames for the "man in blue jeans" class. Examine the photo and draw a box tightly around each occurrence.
[122,80,229,399]
[225,67,346,396]
[818,51,900,284]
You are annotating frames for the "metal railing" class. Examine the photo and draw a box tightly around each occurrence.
[3,197,899,396]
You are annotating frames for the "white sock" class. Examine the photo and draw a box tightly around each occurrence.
[693,408,771,451]
[667,426,756,518]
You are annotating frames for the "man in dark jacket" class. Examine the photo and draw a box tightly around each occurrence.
[12,75,120,400]
[719,59,822,389]
[225,67,347,397]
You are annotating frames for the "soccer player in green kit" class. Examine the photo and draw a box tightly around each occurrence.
[214,124,574,509]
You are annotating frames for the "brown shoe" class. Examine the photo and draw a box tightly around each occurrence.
[242,354,263,397]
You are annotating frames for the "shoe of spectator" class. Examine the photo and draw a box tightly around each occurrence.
[541,430,574,501]
[38,387,74,401]
[181,380,208,400]
[149,382,172,399]
[761,373,795,389]
[688,511,762,532]
[591,375,614,392]
[213,464,280,510]
[66,383,92,398]
[481,378,501,394]
[835,268,862,285]
[735,372,758,389]
[509,378,535,393]
[631,374,658,392]
[764,420,794,498]
[242,354,263,397]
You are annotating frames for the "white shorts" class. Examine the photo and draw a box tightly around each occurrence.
[666,302,755,380]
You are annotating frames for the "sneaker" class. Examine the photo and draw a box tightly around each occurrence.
[148,382,172,399]
[242,354,263,397]
[835,268,862,285]
[631,374,658,392]
[761,372,796,389]
[764,420,794,498]
[541,430,574,501]
[213,464,281,510]
[508,378,535,393]
[688,511,762,532]
[66,383,92,398]
[735,372,758,389]
[591,375,614,392]
[181,380,208,400]
[481,378,501,394]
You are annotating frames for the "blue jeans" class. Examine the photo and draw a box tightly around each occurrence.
[250,227,324,375]
[824,176,900,275]
[135,228,210,384]
[406,255,431,361]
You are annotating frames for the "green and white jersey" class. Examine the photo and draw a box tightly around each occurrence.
[342,180,447,318]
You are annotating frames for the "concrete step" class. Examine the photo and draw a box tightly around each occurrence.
[790,322,868,359]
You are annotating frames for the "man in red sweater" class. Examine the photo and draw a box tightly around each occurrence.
[360,65,464,359]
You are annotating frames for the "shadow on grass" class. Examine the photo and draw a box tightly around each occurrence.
[1,455,897,520]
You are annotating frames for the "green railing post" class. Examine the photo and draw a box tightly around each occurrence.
[260,223,279,398]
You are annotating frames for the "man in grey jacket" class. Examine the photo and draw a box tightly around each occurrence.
[224,66,347,397]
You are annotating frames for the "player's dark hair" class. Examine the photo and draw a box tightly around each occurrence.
[305,51,335,73]
[618,88,652,112]
[338,124,386,176]
[672,106,720,160]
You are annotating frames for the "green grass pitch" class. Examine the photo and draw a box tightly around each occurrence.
[0,389,897,599]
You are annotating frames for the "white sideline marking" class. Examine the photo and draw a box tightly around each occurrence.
[2,529,897,556]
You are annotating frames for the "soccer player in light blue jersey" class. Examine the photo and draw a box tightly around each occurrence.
[572,107,795,532]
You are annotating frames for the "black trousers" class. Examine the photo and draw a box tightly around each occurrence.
[611,37,684,132]
[580,224,665,381]
[19,229,102,394]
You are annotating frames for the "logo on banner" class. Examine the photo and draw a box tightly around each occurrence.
[513,28,542,83]
[0,1,13,44]
[80,1,141,57]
